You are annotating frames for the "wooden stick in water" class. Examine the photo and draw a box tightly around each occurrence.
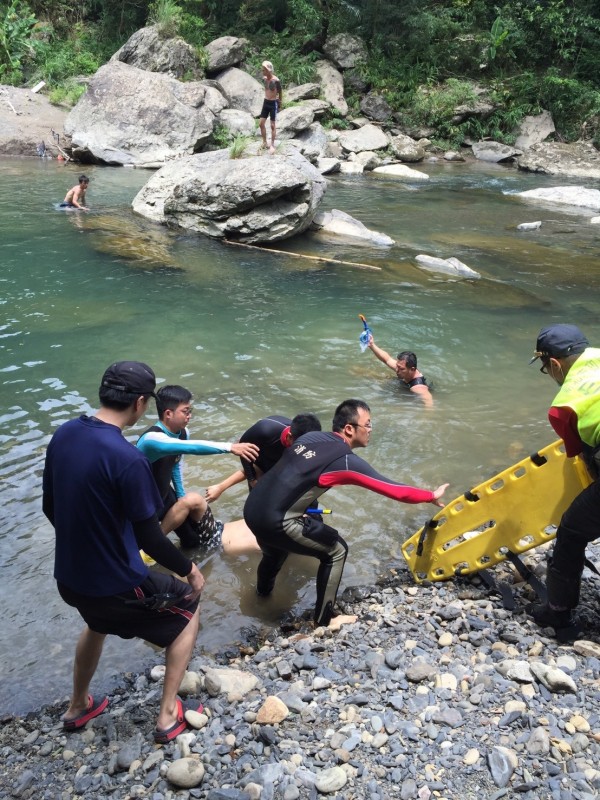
[224,239,382,271]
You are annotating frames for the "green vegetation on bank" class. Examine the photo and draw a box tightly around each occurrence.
[1,0,600,146]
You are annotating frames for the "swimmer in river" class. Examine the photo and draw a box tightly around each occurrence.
[366,333,434,407]
[59,175,90,210]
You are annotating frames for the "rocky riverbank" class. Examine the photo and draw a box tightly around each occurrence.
[2,561,599,800]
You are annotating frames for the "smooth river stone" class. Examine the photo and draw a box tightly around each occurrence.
[166,757,205,789]
[184,709,208,729]
[256,696,289,724]
[487,746,518,788]
[314,766,347,793]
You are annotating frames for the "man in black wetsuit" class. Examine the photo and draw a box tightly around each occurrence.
[243,399,448,628]
[205,413,320,503]
[366,334,433,407]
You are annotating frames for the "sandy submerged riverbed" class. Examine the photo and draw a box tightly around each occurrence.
[2,561,599,800]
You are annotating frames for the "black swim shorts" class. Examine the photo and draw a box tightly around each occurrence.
[57,572,199,648]
[260,99,278,121]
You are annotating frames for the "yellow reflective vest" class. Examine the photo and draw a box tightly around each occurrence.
[552,348,600,448]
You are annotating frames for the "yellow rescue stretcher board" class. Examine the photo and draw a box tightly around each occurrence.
[402,440,593,583]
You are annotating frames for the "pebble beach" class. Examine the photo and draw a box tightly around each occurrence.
[2,560,599,800]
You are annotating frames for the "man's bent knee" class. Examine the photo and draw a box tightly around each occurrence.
[178,492,206,514]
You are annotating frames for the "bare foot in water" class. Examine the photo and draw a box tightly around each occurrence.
[328,614,358,631]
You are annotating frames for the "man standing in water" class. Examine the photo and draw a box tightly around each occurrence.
[528,324,600,635]
[59,174,90,210]
[366,333,433,407]
[43,362,205,742]
[259,60,282,154]
[243,399,448,628]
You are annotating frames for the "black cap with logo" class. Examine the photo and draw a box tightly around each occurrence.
[101,361,157,397]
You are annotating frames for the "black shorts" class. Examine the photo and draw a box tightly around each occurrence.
[260,99,278,121]
[57,572,199,648]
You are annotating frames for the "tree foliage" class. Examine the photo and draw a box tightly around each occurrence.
[2,0,599,141]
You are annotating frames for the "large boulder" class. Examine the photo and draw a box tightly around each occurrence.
[471,141,522,163]
[132,145,327,244]
[204,36,248,73]
[372,164,429,180]
[338,123,389,153]
[514,186,600,213]
[415,254,481,279]
[291,122,329,162]
[215,108,255,138]
[390,133,425,162]
[298,99,330,119]
[110,24,202,80]
[276,105,315,139]
[514,110,555,150]
[517,141,600,179]
[65,62,226,165]
[215,67,263,116]
[360,92,392,123]
[451,99,495,124]
[315,60,347,117]
[323,33,368,69]
[285,83,321,103]
[312,209,394,246]
[316,157,341,174]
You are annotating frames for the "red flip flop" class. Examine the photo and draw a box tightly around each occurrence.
[154,698,186,743]
[182,698,204,715]
[154,698,204,743]
[63,695,109,731]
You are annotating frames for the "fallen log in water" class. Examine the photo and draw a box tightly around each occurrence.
[224,239,382,271]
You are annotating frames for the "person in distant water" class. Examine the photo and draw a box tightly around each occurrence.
[60,174,90,210]
[243,399,448,629]
[259,60,282,154]
[205,413,321,503]
[136,385,259,553]
[43,361,205,743]
[366,333,433,407]
[528,323,600,634]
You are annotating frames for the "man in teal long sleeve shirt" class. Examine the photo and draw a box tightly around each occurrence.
[137,385,258,550]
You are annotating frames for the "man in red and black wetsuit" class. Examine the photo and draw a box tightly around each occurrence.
[243,399,448,628]
[528,323,600,633]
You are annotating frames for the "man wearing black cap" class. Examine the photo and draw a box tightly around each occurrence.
[43,361,205,742]
[529,323,600,632]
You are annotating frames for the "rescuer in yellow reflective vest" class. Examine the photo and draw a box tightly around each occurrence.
[529,323,600,633]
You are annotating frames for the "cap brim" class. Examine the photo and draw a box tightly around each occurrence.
[528,354,541,365]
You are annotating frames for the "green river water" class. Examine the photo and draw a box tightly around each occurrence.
[0,156,598,714]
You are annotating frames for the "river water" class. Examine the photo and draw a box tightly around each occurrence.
[1,156,598,715]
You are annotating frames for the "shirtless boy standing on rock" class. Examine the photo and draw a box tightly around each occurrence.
[259,60,282,154]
